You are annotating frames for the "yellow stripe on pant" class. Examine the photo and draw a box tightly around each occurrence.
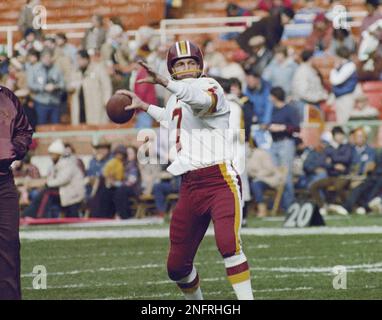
[218,163,241,255]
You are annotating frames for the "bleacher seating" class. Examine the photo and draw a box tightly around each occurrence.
[0,0,164,44]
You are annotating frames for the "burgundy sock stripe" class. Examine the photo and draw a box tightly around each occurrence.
[177,274,199,289]
[226,261,249,276]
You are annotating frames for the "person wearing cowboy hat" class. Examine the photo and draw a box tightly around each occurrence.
[23,139,85,219]
[89,144,126,218]
[87,137,112,178]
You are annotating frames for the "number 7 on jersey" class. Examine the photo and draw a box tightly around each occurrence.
[172,108,182,152]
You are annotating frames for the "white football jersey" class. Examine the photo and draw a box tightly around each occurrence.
[147,77,235,175]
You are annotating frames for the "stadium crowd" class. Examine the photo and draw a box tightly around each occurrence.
[3,0,382,222]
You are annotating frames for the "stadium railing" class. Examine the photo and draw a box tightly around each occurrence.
[0,10,367,57]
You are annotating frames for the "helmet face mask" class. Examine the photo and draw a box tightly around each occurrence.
[167,40,204,80]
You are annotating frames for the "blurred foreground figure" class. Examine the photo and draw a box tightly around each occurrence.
[0,86,33,300]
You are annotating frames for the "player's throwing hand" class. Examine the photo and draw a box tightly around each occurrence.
[115,90,150,112]
[136,60,169,87]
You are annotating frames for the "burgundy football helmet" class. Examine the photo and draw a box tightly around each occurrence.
[167,40,204,79]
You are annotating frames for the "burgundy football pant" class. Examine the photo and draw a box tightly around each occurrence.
[0,173,21,300]
[167,163,243,281]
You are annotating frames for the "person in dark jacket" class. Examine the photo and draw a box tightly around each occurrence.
[113,146,142,219]
[310,126,353,215]
[236,8,295,53]
[298,139,328,189]
[244,69,273,126]
[333,150,382,215]
[350,127,376,176]
[267,86,300,210]
[0,86,33,300]
[90,145,141,219]
[241,35,274,75]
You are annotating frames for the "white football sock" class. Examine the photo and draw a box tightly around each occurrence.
[176,266,203,300]
[224,253,254,300]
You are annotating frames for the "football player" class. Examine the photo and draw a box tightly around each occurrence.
[117,41,254,300]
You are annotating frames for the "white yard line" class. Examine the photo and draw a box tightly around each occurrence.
[23,279,313,299]
[68,217,165,227]
[21,263,163,278]
[21,217,165,229]
[250,262,382,273]
[21,261,382,279]
[20,226,382,240]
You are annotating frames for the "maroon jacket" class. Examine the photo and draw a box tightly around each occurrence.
[0,86,33,174]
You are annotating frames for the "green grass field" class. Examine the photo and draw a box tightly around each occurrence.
[20,215,382,300]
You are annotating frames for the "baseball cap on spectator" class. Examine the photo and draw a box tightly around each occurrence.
[48,139,66,155]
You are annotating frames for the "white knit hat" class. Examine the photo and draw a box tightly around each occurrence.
[48,139,65,155]
[320,131,333,145]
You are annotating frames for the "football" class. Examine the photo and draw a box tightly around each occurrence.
[106,93,135,124]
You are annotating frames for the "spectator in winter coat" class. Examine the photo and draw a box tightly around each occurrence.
[291,50,328,105]
[27,49,66,125]
[350,127,376,176]
[310,126,353,215]
[247,145,285,217]
[23,139,86,218]
[329,46,361,124]
[68,50,112,125]
[262,45,298,97]
[244,69,273,125]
